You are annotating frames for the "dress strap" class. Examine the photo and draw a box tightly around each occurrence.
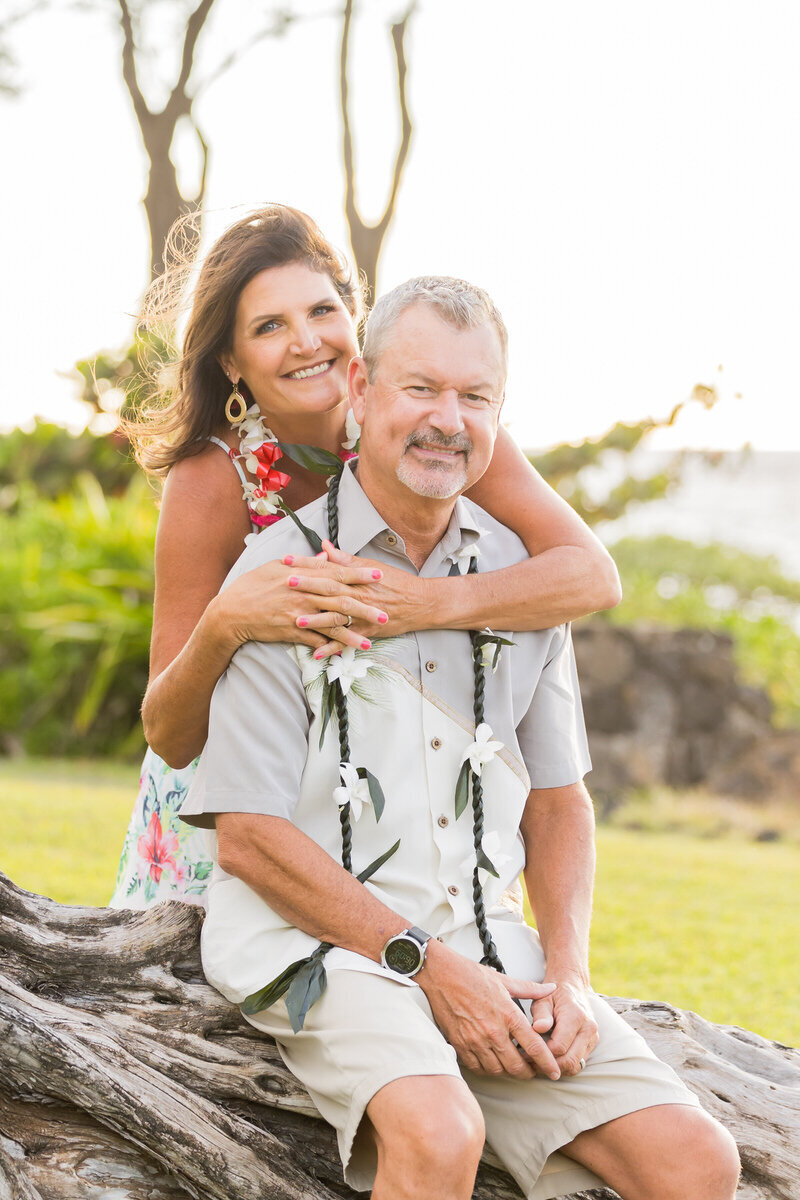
[207,436,261,535]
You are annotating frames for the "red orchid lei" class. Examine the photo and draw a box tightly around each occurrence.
[230,404,360,528]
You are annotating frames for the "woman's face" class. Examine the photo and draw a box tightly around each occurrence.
[222,263,359,421]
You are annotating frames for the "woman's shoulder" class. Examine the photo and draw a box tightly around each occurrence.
[158,441,251,561]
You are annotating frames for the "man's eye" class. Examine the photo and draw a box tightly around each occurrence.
[408,385,433,395]
[464,393,490,406]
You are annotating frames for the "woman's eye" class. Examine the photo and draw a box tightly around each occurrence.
[256,319,280,335]
[311,304,336,317]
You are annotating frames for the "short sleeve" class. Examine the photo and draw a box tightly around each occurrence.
[515,625,592,789]
[179,641,310,829]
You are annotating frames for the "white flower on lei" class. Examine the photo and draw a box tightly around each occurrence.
[459,830,513,881]
[461,722,503,776]
[332,762,373,821]
[478,628,503,674]
[449,542,481,575]
[325,645,374,695]
[341,407,361,451]
[241,480,281,516]
[238,405,277,454]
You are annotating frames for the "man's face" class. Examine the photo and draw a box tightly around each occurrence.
[349,305,505,502]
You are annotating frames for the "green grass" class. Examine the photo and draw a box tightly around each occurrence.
[1,758,798,1047]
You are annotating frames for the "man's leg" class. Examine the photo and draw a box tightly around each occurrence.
[561,1103,740,1200]
[363,1075,485,1200]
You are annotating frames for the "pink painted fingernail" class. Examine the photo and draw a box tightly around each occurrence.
[297,617,309,628]
[288,576,299,587]
[283,555,294,565]
[371,569,382,580]
[314,651,324,660]
[378,612,388,624]
[361,639,371,650]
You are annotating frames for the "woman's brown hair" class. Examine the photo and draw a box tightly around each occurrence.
[123,205,364,475]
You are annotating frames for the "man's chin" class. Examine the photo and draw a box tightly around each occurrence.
[396,461,467,500]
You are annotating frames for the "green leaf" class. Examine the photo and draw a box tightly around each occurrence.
[285,954,328,1032]
[357,766,386,821]
[318,678,337,750]
[276,498,324,554]
[356,839,401,884]
[473,632,515,649]
[193,861,213,881]
[241,957,308,1016]
[454,759,471,820]
[277,442,344,475]
[476,845,500,877]
[448,560,462,577]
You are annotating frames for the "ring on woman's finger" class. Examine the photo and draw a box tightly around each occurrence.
[343,614,353,628]
[578,1057,586,1072]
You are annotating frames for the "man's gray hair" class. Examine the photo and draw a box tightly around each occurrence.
[361,276,508,381]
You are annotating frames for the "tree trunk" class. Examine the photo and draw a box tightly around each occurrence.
[0,872,797,1199]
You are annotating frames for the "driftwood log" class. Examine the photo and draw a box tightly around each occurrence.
[0,872,797,1200]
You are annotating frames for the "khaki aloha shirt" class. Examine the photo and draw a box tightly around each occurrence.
[180,463,592,1005]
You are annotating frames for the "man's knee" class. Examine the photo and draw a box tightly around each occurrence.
[369,1076,485,1177]
[680,1111,740,1199]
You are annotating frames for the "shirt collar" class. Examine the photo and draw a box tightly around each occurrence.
[335,460,486,564]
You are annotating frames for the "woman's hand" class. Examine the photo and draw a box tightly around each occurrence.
[281,541,430,657]
[209,552,394,657]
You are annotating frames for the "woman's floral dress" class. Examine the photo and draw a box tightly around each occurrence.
[109,748,213,908]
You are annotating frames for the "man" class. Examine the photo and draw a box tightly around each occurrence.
[181,278,739,1200]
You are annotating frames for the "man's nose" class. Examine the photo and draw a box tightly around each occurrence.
[289,322,322,357]
[429,389,465,435]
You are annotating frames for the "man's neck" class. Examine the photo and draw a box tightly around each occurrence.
[355,459,456,571]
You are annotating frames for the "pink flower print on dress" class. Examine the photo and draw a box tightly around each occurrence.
[137,812,179,884]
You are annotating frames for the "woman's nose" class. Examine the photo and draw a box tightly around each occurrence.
[290,323,322,356]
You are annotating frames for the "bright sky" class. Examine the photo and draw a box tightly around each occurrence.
[2,0,799,451]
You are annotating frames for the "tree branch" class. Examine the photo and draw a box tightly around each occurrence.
[375,1,415,238]
[164,0,217,123]
[339,0,356,230]
[116,0,151,130]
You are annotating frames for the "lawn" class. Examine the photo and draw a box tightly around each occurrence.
[1,757,797,1047]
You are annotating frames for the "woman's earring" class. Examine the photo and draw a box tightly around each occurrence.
[225,379,247,425]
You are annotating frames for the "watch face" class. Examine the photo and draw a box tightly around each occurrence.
[385,936,423,975]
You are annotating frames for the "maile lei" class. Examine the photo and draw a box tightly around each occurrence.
[236,424,515,1032]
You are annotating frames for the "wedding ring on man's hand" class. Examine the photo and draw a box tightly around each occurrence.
[578,1058,586,1072]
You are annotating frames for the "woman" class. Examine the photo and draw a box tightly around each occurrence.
[110,204,620,908]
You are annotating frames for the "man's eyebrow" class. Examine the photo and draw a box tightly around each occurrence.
[405,371,498,394]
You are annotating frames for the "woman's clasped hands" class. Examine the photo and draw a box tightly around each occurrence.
[217,539,425,659]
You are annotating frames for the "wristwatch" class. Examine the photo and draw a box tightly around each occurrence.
[380,926,432,977]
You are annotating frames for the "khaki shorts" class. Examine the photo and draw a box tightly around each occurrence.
[245,968,700,1199]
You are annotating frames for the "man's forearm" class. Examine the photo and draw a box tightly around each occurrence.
[216,813,410,960]
[520,782,596,985]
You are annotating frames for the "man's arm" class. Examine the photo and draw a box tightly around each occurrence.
[520,781,600,1075]
[217,812,561,1080]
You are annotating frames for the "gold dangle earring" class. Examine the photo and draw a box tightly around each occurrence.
[225,378,247,425]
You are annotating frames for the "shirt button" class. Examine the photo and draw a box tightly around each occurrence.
[385,533,397,546]
[431,737,442,750]
[438,815,449,828]
[425,660,437,673]
[448,884,459,896]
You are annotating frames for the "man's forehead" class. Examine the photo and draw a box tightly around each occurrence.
[376,306,506,391]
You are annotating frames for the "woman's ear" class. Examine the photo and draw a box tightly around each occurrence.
[218,356,235,383]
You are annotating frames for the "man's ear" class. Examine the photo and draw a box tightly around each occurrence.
[348,356,370,425]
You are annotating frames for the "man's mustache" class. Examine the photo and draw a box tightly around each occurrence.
[403,429,473,457]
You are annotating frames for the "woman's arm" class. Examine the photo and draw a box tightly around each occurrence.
[299,428,620,648]
[142,447,388,768]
